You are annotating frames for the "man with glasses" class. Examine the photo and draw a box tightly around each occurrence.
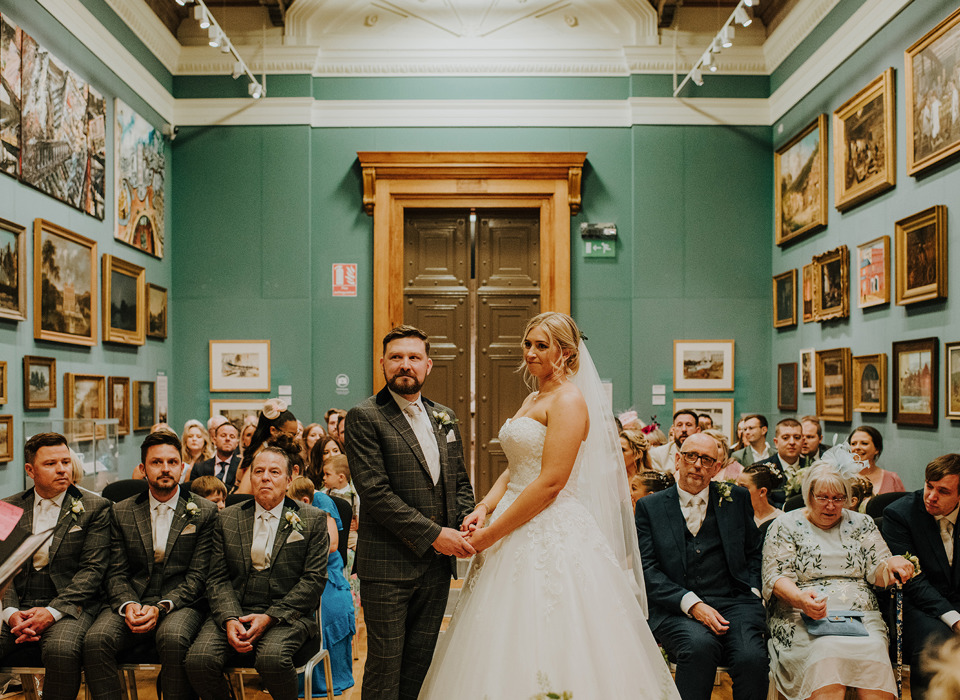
[730,414,772,467]
[635,433,768,700]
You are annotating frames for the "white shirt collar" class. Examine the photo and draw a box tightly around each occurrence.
[35,490,67,511]
[780,457,799,470]
[750,443,771,461]
[389,388,425,414]
[677,484,710,507]
[937,505,959,525]
[255,499,286,520]
[148,487,180,511]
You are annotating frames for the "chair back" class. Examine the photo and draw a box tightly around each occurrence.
[225,493,254,507]
[329,495,352,567]
[102,479,148,503]
[783,494,805,512]
[865,491,908,519]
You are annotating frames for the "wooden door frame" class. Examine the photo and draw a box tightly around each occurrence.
[358,151,586,391]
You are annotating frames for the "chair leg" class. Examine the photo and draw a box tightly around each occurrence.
[122,668,140,700]
[227,672,246,700]
[18,674,40,700]
[322,657,334,700]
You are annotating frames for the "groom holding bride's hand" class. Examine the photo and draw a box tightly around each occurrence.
[346,325,476,700]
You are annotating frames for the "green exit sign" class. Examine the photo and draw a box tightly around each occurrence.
[584,240,615,258]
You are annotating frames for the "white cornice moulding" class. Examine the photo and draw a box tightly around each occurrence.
[173,97,315,126]
[763,0,841,74]
[769,0,914,124]
[103,0,181,74]
[35,0,174,123]
[177,46,319,76]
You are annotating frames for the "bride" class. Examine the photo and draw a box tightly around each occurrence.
[418,312,680,699]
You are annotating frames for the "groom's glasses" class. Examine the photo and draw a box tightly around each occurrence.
[680,451,717,468]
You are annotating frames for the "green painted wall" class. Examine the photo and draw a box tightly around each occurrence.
[771,0,960,489]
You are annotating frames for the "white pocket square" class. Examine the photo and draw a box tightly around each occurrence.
[68,525,83,533]
[446,430,456,443]
[181,524,197,535]
[288,531,305,543]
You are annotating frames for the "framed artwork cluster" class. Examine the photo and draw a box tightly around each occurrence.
[671,342,735,443]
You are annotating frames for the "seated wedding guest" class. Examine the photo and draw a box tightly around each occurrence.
[763,461,915,700]
[703,429,743,482]
[302,422,325,469]
[801,416,827,468]
[1,433,111,700]
[316,436,343,467]
[191,475,227,510]
[644,425,667,448]
[730,414,773,467]
[630,471,675,509]
[730,418,746,452]
[207,415,228,440]
[335,412,347,444]
[698,414,713,431]
[883,453,960,699]
[635,433,768,700]
[649,410,700,474]
[240,418,257,454]
[848,474,874,512]
[923,637,960,700]
[850,426,904,494]
[321,455,361,569]
[185,447,328,700]
[192,421,241,490]
[737,463,784,527]
[232,398,299,495]
[84,431,218,699]
[324,408,343,437]
[620,429,651,480]
[755,418,804,506]
[180,419,214,482]
[288,476,356,697]
[618,410,645,431]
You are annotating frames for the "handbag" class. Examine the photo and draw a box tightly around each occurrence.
[801,610,868,637]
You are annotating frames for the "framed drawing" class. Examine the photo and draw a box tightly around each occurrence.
[893,337,938,427]
[64,373,106,422]
[895,205,947,305]
[209,399,264,428]
[773,270,797,329]
[778,362,798,411]
[33,220,97,346]
[852,353,887,413]
[775,115,828,246]
[802,263,815,323]
[108,376,130,436]
[209,340,271,392]
[946,341,960,420]
[813,246,849,321]
[147,283,167,339]
[906,8,960,175]
[816,347,852,422]
[800,348,816,394]
[23,356,56,409]
[672,399,734,444]
[0,217,26,321]
[0,415,11,463]
[672,340,735,392]
[133,380,156,431]
[833,68,896,211]
[0,360,5,404]
[857,236,890,308]
[102,254,145,345]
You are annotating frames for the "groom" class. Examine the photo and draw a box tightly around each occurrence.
[345,325,476,700]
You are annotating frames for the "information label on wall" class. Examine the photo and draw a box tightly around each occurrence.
[333,264,357,297]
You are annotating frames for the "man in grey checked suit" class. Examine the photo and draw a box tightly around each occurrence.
[185,447,327,700]
[346,325,476,700]
[84,430,217,699]
[0,432,111,700]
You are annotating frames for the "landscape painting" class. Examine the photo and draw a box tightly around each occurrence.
[116,99,165,258]
[673,340,735,391]
[209,340,271,392]
[947,342,960,420]
[0,15,22,178]
[893,337,938,427]
[147,283,166,339]
[64,373,105,421]
[134,380,155,430]
[34,220,96,345]
[23,355,55,409]
[775,115,828,246]
[0,217,25,321]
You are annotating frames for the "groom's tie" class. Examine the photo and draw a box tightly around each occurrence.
[404,403,441,485]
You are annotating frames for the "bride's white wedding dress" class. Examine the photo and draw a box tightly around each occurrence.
[418,416,681,700]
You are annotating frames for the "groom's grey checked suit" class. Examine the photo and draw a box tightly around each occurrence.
[346,386,475,700]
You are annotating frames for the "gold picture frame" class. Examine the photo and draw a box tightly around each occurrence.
[108,376,130,436]
[852,353,887,413]
[64,373,106,442]
[102,254,145,345]
[0,217,27,322]
[672,340,735,392]
[147,283,167,340]
[773,269,797,329]
[0,361,5,405]
[778,362,798,411]
[775,115,828,246]
[812,246,850,321]
[133,380,156,431]
[833,68,896,211]
[34,220,97,346]
[802,263,815,323]
[0,415,12,463]
[945,341,960,420]
[23,356,56,410]
[895,205,947,305]
[816,347,852,423]
[893,337,939,428]
[856,235,890,308]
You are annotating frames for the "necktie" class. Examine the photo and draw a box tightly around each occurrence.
[32,499,57,569]
[216,461,229,480]
[686,497,705,536]
[404,403,441,484]
[251,512,273,571]
[940,518,954,567]
[153,503,171,563]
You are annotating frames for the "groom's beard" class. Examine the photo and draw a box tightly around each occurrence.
[386,372,423,396]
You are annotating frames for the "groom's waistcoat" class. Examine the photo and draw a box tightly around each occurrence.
[423,475,448,528]
[683,506,736,599]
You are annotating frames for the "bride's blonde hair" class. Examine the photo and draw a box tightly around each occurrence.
[518,312,581,389]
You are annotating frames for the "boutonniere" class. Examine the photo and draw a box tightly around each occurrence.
[432,410,458,428]
[185,499,200,518]
[903,551,922,576]
[69,497,84,521]
[283,509,303,533]
[714,480,734,506]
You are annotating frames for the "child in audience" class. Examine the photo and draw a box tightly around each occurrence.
[323,455,360,574]
[191,475,227,510]
[630,471,675,508]
[848,474,875,512]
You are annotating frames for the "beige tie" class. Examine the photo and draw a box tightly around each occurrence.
[32,499,57,569]
[940,518,954,567]
[686,497,706,536]
[251,512,273,571]
[404,403,441,484]
[153,503,172,563]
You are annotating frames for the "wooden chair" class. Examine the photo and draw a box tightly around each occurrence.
[0,646,89,700]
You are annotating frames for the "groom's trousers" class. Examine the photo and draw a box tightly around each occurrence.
[360,557,451,700]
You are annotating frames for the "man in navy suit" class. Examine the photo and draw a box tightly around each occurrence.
[883,453,960,699]
[635,433,768,700]
[753,418,804,507]
[191,422,240,489]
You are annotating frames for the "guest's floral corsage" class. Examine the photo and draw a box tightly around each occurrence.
[283,509,303,532]
[432,410,458,428]
[69,497,84,521]
[714,480,734,506]
[903,551,922,576]
[185,500,200,518]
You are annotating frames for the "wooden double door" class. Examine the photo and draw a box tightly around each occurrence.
[403,208,540,497]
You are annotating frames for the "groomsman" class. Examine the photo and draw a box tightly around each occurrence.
[191,422,241,489]
[0,433,111,700]
[84,431,218,699]
[185,447,327,700]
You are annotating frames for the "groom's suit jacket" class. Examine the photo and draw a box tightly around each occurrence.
[346,386,475,582]
[635,482,762,631]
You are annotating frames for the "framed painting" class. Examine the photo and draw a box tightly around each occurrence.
[816,347,852,423]
[895,205,947,305]
[672,399,735,444]
[906,7,960,175]
[833,68,896,211]
[800,348,816,394]
[64,373,106,422]
[102,254,145,345]
[133,380,156,431]
[116,100,166,258]
[23,355,55,409]
[0,415,11,463]
[852,353,887,413]
[0,16,22,179]
[857,235,890,308]
[147,283,167,339]
[210,399,264,428]
[813,246,849,321]
[33,220,97,346]
[893,337,938,427]
[778,362,798,411]
[946,342,960,420]
[0,217,26,321]
[773,269,797,328]
[672,340,735,392]
[775,115,828,246]
[802,263,815,323]
[209,340,271,392]
[108,376,130,436]
[0,360,5,404]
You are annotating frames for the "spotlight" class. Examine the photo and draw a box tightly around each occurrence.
[220,40,231,54]
[734,6,752,27]
[232,61,244,79]
[208,27,221,48]
[720,25,734,48]
[175,0,190,5]
[691,67,703,86]
[744,0,757,6]
[703,52,717,73]
[248,82,263,99]
[711,37,722,54]
[194,6,210,29]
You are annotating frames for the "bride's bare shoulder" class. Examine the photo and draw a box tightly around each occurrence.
[546,383,587,414]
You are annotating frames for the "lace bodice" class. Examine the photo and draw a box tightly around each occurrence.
[498,417,580,505]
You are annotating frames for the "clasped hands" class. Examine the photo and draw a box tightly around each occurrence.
[8,608,55,643]
[226,614,275,653]
[429,505,493,557]
[124,602,162,633]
